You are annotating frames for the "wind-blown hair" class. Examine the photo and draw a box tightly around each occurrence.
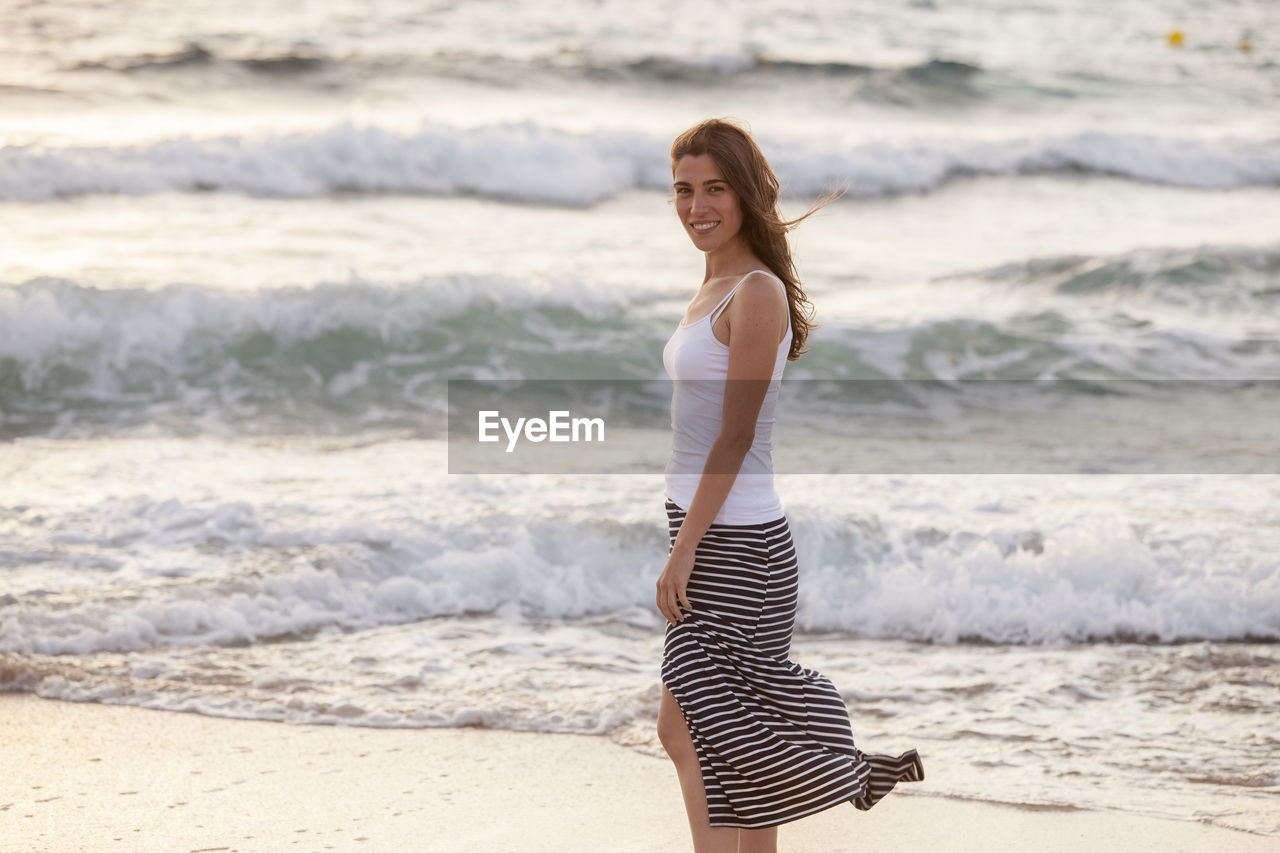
[670,118,840,361]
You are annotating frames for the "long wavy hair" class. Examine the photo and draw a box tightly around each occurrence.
[670,118,840,361]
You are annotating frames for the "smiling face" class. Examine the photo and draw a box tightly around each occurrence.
[673,153,744,255]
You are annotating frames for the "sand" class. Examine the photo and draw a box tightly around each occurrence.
[0,694,1273,853]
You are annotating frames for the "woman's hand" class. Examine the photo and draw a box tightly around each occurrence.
[655,546,695,626]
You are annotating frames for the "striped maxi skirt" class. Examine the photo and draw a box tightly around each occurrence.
[660,498,924,829]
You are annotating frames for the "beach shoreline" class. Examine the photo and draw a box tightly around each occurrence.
[1,693,1273,853]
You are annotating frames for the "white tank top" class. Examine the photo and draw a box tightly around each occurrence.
[662,269,792,525]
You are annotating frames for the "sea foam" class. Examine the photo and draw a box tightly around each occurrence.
[1,491,1276,654]
[2,122,1277,204]
[3,252,1277,439]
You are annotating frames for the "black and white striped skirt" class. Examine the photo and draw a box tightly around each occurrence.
[660,498,924,829]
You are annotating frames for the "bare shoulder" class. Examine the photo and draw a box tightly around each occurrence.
[725,270,787,334]
[729,270,786,315]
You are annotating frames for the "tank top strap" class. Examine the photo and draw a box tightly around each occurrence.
[709,269,784,326]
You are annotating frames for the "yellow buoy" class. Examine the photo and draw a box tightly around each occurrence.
[1239,36,1252,52]
[1167,30,1183,47]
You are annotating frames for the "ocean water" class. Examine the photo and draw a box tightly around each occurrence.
[2,0,1279,839]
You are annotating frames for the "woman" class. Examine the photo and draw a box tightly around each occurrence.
[655,118,923,853]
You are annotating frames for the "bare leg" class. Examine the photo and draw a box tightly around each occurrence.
[658,684,740,853]
[738,827,778,853]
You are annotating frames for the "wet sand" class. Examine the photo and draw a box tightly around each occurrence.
[1,693,1273,853]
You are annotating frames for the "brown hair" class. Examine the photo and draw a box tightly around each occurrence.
[670,118,841,361]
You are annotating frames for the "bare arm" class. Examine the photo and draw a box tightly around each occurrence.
[655,274,788,625]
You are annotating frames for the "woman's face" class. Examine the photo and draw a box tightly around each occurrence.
[673,154,743,254]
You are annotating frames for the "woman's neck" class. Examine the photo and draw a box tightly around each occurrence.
[701,237,759,283]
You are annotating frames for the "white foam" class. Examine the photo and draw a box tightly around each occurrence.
[0,496,664,655]
[2,122,1276,203]
[0,272,645,404]
[1,482,1277,654]
[0,273,636,360]
[786,493,1280,644]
